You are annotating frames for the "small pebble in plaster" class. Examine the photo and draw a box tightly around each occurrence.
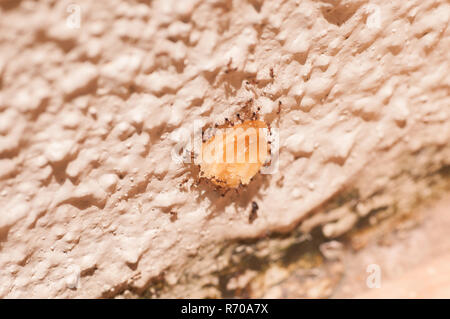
[45,140,76,164]
[61,64,98,99]
[200,120,269,188]
[98,173,118,193]
[319,240,344,260]
[322,213,358,238]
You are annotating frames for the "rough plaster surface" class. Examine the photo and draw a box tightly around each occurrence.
[0,0,449,298]
[338,195,450,298]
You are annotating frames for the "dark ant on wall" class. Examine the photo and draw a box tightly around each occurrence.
[249,201,259,223]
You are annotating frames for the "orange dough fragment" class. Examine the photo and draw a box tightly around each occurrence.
[200,120,269,188]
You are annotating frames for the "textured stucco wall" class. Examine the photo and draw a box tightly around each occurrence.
[0,0,449,298]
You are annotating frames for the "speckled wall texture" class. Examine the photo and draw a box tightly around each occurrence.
[0,0,449,298]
